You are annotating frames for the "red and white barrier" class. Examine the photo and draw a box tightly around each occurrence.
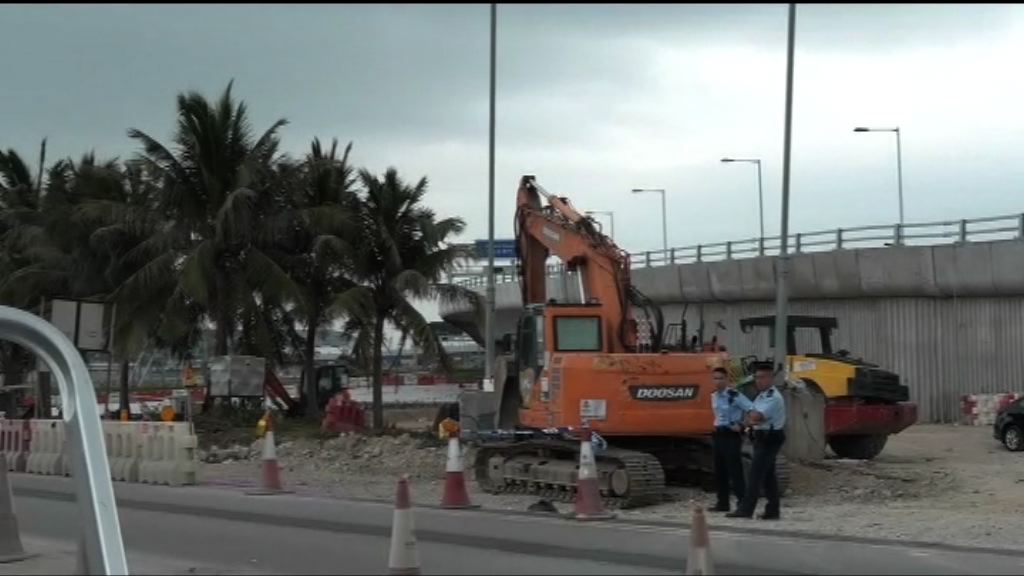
[961,392,1022,426]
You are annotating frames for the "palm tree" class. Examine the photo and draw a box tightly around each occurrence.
[333,167,478,431]
[0,143,49,411]
[274,138,361,420]
[78,158,181,416]
[122,81,301,377]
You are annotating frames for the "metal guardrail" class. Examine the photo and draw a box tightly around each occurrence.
[0,306,128,575]
[453,212,1024,287]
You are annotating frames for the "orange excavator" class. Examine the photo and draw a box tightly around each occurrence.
[472,176,779,508]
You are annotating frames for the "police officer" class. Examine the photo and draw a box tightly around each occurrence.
[710,366,752,512]
[727,362,786,520]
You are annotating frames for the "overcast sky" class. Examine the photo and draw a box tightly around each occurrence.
[3,4,1023,323]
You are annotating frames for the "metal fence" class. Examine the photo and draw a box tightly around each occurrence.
[453,212,1024,287]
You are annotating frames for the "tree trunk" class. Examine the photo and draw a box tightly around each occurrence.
[37,371,51,419]
[0,346,25,417]
[118,359,130,418]
[204,271,230,414]
[371,313,386,432]
[303,300,321,422]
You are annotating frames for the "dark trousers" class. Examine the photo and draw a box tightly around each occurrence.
[712,428,745,507]
[738,430,785,516]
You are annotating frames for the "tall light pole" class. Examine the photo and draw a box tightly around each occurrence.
[773,3,797,378]
[630,188,667,251]
[721,157,765,241]
[484,3,497,392]
[853,126,903,226]
[584,210,615,241]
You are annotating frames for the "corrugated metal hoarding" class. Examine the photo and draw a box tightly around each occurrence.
[665,297,1024,423]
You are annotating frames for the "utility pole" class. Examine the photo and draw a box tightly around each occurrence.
[484,3,497,392]
[773,3,796,378]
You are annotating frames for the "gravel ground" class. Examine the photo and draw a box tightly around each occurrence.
[198,423,1024,551]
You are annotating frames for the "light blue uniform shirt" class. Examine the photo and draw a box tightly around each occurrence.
[751,386,786,430]
[711,388,753,427]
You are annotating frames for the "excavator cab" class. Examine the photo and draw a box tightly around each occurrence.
[511,302,607,409]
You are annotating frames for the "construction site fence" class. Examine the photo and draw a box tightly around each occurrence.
[0,418,198,486]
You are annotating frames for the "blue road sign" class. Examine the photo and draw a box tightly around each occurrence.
[474,239,517,259]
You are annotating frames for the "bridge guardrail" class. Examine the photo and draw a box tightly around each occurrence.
[452,212,1024,287]
[0,305,128,575]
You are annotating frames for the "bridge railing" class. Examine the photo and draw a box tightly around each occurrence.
[453,212,1024,286]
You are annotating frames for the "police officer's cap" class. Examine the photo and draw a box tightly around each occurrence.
[753,361,775,373]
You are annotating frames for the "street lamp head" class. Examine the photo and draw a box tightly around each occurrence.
[853,127,870,132]
[721,158,735,163]
[631,188,644,194]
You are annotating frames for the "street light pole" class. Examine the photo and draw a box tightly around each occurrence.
[631,188,667,251]
[484,3,497,392]
[585,210,615,240]
[720,158,765,242]
[853,126,903,226]
[773,3,796,378]
[896,127,903,226]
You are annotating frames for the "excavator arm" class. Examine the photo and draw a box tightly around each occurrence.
[513,175,662,352]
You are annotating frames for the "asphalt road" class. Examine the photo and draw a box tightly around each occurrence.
[4,475,1024,575]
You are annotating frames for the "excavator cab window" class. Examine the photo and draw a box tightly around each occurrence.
[553,316,602,352]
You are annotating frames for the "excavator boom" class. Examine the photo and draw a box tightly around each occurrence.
[514,175,643,352]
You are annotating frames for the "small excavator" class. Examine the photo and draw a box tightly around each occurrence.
[469,175,790,508]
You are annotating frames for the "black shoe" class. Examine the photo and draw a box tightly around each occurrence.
[725,510,752,519]
[710,504,730,513]
[758,512,780,520]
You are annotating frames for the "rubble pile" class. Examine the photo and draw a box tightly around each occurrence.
[200,431,457,482]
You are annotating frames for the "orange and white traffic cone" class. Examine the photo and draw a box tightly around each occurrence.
[571,425,615,521]
[246,409,291,496]
[440,433,479,509]
[685,503,715,575]
[388,476,421,575]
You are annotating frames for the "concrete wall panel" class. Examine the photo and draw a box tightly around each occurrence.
[788,253,819,300]
[737,257,776,300]
[632,266,682,302]
[708,260,744,301]
[989,241,1024,295]
[858,247,938,297]
[679,263,714,302]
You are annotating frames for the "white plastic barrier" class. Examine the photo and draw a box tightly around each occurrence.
[16,418,198,486]
[104,421,141,483]
[137,422,197,487]
[26,419,65,475]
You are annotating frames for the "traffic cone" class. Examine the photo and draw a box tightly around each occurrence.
[246,410,292,496]
[570,425,615,521]
[685,503,715,575]
[0,454,35,563]
[388,476,421,575]
[440,435,479,509]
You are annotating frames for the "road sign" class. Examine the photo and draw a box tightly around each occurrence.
[474,239,517,259]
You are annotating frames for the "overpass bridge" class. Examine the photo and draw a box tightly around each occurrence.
[440,212,1024,423]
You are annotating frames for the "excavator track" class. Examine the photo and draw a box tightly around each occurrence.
[472,437,794,510]
[472,439,666,509]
